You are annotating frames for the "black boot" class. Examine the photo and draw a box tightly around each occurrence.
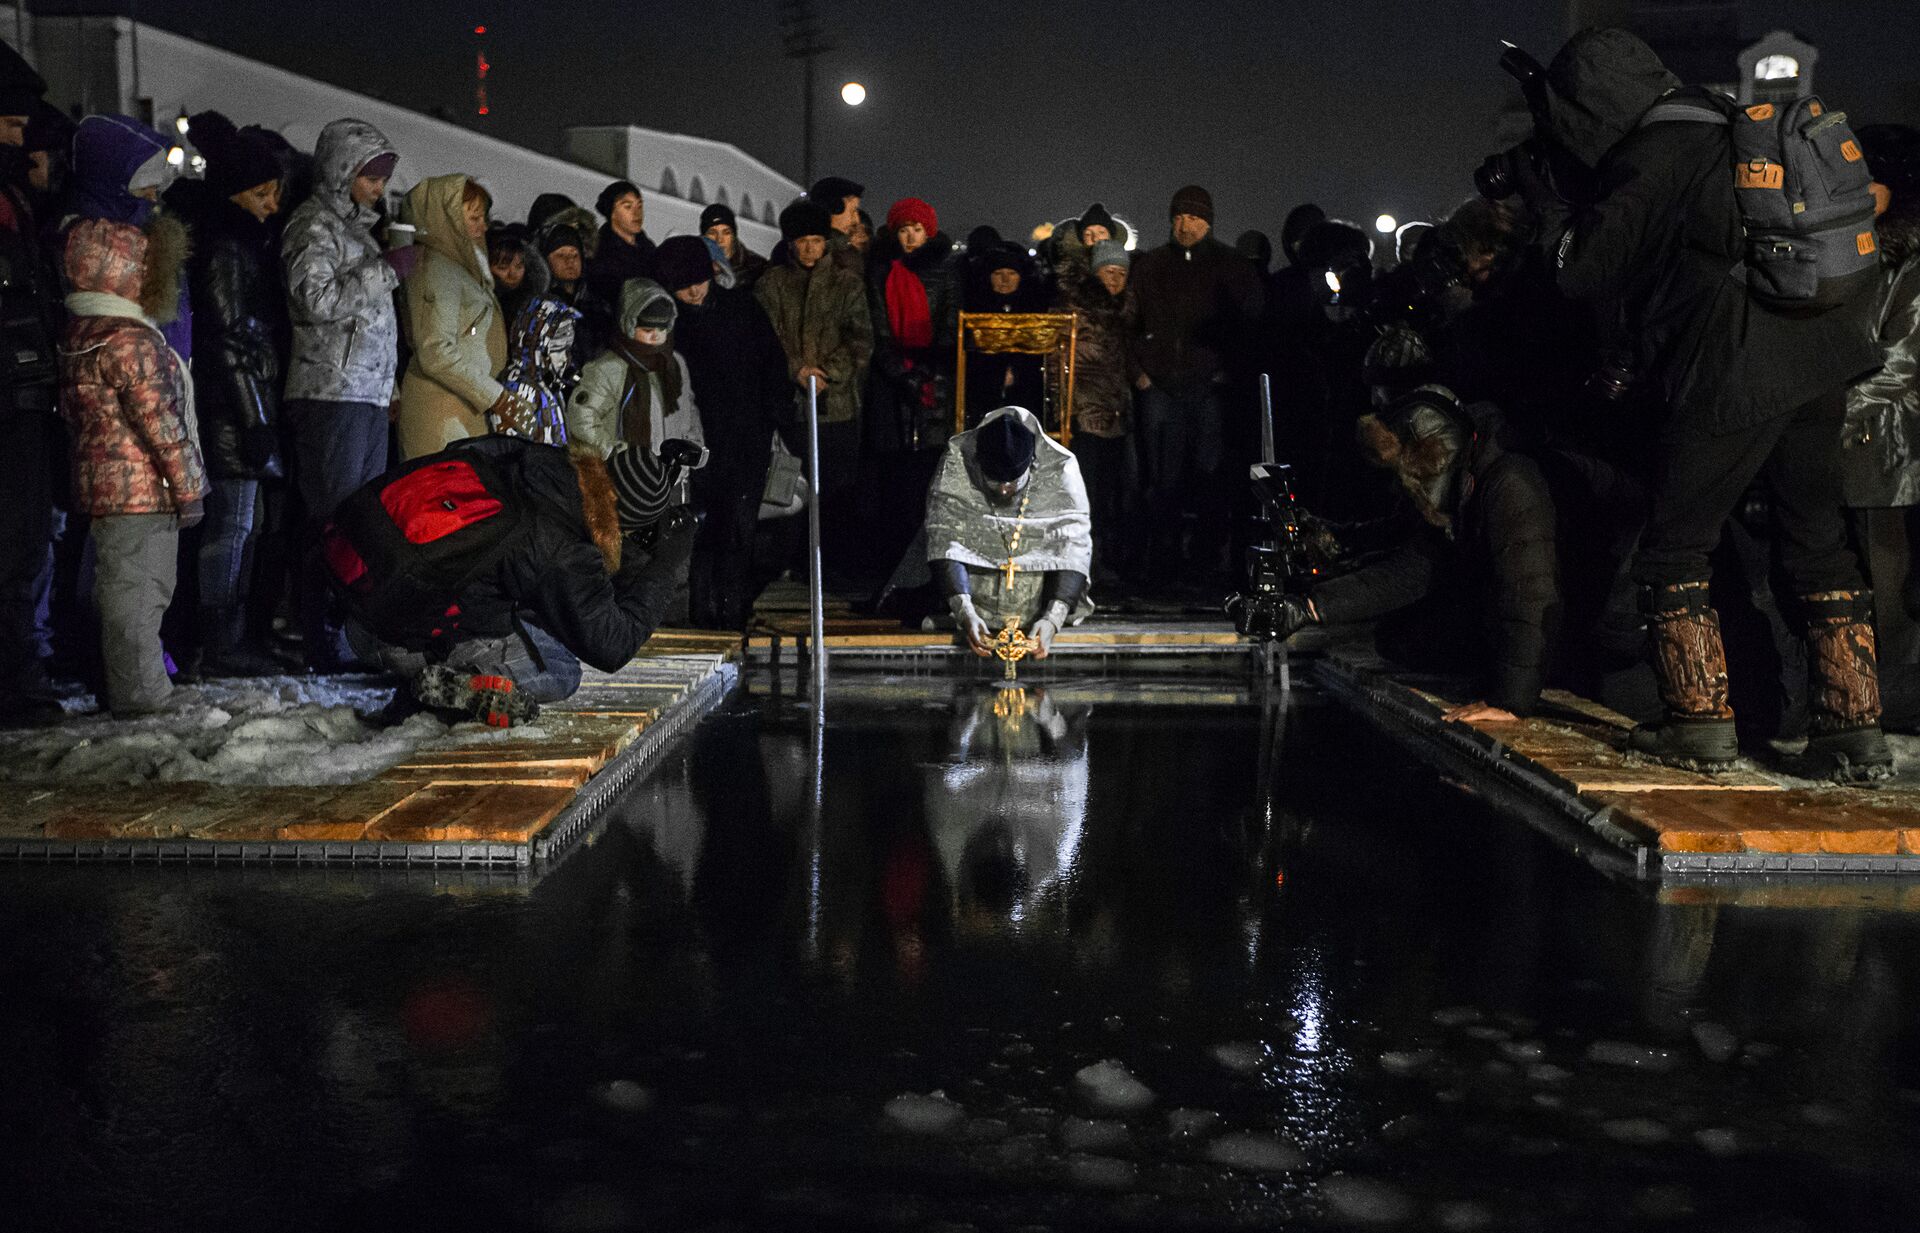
[191,607,288,679]
[1778,590,1894,783]
[1626,582,1739,769]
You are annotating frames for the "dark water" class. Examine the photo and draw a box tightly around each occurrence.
[2,672,1918,1232]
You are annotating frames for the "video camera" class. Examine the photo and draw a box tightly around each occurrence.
[1227,462,1323,642]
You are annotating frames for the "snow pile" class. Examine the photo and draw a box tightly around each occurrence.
[0,675,478,787]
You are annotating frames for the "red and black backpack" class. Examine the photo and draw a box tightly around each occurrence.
[321,442,530,651]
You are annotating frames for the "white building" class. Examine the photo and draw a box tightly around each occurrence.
[2,8,789,252]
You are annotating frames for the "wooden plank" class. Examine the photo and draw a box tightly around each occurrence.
[363,781,575,843]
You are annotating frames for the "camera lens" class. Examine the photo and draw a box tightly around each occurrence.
[1475,152,1517,200]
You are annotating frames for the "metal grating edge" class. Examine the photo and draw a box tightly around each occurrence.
[531,661,738,864]
[1662,851,1920,876]
[0,836,532,868]
[1310,655,1653,880]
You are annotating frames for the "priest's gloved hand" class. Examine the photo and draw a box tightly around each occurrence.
[948,593,994,658]
[1027,601,1070,659]
[1267,594,1319,642]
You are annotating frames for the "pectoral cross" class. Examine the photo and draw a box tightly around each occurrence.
[1000,557,1019,592]
[994,614,1032,682]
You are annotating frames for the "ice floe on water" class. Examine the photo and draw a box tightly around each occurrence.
[595,1079,653,1114]
[884,1090,966,1135]
[1210,1041,1267,1074]
[1073,1060,1155,1114]
[0,675,560,787]
[1063,1153,1136,1190]
[1318,1173,1416,1224]
[1204,1132,1306,1173]
[1165,1108,1222,1141]
[1600,1117,1673,1146]
[1690,1021,1739,1063]
[1058,1117,1130,1154]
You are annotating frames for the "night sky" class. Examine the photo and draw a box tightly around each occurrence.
[44,0,1920,244]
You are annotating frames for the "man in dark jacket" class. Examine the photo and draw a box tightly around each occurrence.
[657,235,792,628]
[1128,185,1264,582]
[185,117,291,677]
[343,436,691,719]
[1528,28,1886,777]
[585,179,657,309]
[0,44,63,725]
[1275,389,1562,720]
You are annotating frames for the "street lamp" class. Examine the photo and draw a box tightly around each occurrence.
[840,81,866,107]
[779,0,833,188]
[1374,213,1398,234]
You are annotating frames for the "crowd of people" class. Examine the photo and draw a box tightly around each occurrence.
[2,28,1918,782]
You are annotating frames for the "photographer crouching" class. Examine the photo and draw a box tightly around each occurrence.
[1494,28,1888,780]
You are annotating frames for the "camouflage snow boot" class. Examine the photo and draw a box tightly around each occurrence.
[413,665,541,729]
[1626,582,1739,770]
[1779,590,1893,784]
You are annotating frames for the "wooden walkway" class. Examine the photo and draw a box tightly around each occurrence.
[0,632,741,868]
[1312,646,1920,888]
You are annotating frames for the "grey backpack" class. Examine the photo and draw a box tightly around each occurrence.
[1644,87,1881,312]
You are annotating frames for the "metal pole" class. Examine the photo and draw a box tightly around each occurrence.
[1258,372,1276,465]
[801,53,814,192]
[805,376,828,706]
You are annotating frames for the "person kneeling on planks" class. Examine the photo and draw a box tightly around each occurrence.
[322,434,702,726]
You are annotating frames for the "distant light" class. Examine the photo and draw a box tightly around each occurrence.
[473,25,486,35]
[840,81,866,107]
[174,113,189,135]
[189,154,206,174]
[1755,54,1799,81]
[1374,213,1397,234]
[1324,270,1342,295]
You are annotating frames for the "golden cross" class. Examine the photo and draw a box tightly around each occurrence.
[1000,558,1019,592]
[993,614,1032,682]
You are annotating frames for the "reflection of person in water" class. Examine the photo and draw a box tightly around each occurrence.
[924,406,1094,658]
[927,687,1090,933]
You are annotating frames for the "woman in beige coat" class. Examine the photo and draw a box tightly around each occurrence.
[395,175,508,459]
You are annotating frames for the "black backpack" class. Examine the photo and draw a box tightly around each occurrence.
[1644,88,1881,312]
[321,440,531,651]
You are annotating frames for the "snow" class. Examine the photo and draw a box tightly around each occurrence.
[882,1091,966,1136]
[0,675,544,788]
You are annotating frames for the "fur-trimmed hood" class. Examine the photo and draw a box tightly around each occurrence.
[568,444,622,574]
[1356,388,1491,531]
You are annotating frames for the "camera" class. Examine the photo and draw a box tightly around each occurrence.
[1473,43,1594,206]
[1474,140,1556,202]
[1227,463,1322,642]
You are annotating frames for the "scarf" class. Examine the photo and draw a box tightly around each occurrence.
[609,332,681,451]
[885,259,933,351]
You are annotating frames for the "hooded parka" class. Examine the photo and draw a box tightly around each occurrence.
[281,119,401,405]
[395,174,508,460]
[565,278,706,462]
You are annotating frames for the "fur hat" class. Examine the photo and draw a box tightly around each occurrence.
[807,175,864,213]
[655,234,713,292]
[780,199,833,242]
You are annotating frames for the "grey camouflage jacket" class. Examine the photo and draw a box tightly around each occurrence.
[281,119,401,404]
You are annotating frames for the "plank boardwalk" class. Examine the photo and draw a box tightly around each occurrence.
[1313,645,1920,878]
[0,632,741,863]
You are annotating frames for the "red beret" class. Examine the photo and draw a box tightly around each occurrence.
[885,197,938,236]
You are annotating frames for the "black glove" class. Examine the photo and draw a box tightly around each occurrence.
[659,438,708,471]
[241,423,280,473]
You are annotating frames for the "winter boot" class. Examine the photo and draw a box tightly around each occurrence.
[1779,590,1894,783]
[412,665,541,729]
[1626,582,1740,769]
[186,608,288,680]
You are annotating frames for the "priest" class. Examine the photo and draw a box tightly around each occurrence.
[926,405,1093,658]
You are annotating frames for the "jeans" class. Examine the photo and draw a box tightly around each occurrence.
[91,513,178,713]
[197,478,262,637]
[1635,389,1862,597]
[287,399,391,669]
[351,619,583,704]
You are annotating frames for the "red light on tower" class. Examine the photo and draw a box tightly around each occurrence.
[474,23,490,117]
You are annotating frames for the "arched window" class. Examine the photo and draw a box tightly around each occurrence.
[739,192,753,221]
[763,201,777,225]
[659,167,678,196]
[688,176,707,204]
[717,184,730,207]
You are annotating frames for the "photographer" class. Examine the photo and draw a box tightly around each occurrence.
[1510,28,1887,778]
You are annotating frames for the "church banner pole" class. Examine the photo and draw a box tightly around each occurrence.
[1259,372,1276,465]
[806,375,829,706]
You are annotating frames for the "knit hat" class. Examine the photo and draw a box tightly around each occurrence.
[539,223,583,257]
[974,413,1037,483]
[0,38,45,116]
[596,179,642,218]
[655,234,714,292]
[635,293,676,330]
[1090,239,1129,272]
[1079,202,1128,245]
[699,202,737,233]
[357,150,397,181]
[885,196,938,235]
[606,445,674,533]
[193,111,284,198]
[1169,184,1214,223]
[780,198,833,242]
[807,175,864,213]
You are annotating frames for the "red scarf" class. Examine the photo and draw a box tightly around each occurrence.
[885,259,933,351]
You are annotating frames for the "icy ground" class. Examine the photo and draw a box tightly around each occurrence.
[0,675,550,787]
